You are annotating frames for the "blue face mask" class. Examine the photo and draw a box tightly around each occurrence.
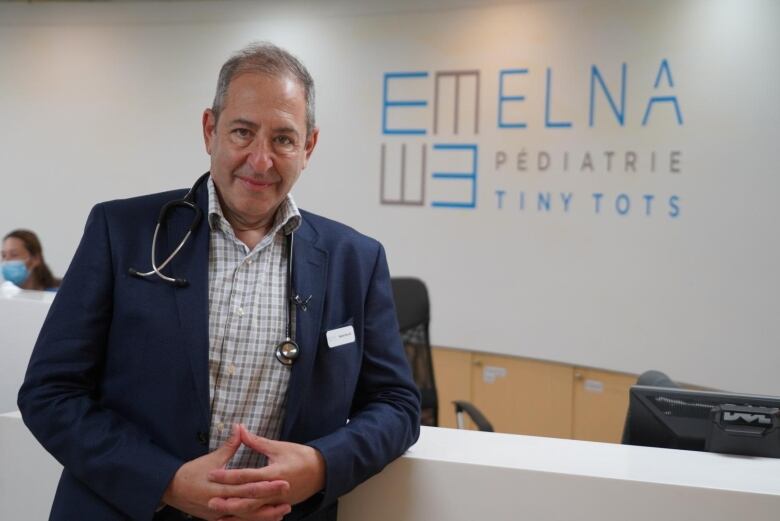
[2,260,29,286]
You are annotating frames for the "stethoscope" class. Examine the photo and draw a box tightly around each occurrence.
[128,172,300,366]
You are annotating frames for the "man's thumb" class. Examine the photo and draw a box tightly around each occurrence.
[239,424,275,457]
[214,423,241,463]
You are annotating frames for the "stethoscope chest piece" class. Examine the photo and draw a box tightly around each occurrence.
[275,339,299,366]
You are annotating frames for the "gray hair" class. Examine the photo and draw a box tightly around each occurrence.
[211,42,316,136]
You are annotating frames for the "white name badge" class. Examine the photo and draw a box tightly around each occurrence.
[326,325,356,348]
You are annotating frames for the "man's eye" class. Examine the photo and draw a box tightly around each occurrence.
[275,135,294,146]
[232,128,252,139]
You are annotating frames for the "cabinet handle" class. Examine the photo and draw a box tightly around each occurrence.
[473,360,483,367]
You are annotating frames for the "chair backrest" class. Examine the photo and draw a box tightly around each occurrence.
[635,369,677,388]
[391,277,438,427]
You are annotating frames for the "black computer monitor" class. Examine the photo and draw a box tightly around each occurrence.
[623,385,780,458]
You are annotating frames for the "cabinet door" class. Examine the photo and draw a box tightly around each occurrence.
[471,354,574,438]
[431,347,473,428]
[572,368,637,443]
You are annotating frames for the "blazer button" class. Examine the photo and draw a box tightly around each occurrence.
[197,431,208,446]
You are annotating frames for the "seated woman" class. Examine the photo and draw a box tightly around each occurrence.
[1,229,61,291]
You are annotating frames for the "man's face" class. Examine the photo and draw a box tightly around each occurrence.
[202,72,318,227]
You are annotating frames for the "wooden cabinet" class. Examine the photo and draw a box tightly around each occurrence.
[431,347,472,428]
[470,354,574,439]
[572,368,637,443]
[431,348,638,443]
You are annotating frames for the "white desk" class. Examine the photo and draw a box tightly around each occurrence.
[2,415,778,521]
[338,426,780,520]
[0,286,53,412]
[0,411,62,520]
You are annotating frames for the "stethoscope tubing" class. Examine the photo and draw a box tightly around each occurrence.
[129,173,300,365]
[129,225,192,283]
[128,173,207,288]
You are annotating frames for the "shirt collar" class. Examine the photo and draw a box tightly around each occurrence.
[207,176,301,238]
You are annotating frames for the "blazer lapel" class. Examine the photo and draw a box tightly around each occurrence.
[167,179,211,427]
[281,216,328,440]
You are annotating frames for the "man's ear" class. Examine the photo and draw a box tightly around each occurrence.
[301,127,319,169]
[202,109,217,155]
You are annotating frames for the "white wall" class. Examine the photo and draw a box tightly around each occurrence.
[1,0,778,394]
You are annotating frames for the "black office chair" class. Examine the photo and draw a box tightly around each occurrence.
[453,400,494,432]
[635,369,677,388]
[391,277,438,426]
[391,277,493,431]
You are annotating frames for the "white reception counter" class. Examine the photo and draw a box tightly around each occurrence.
[2,286,778,519]
[0,286,53,412]
[2,414,778,521]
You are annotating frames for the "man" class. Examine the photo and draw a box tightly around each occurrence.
[18,43,420,521]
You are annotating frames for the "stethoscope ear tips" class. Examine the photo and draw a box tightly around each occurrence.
[173,278,189,288]
[129,267,190,288]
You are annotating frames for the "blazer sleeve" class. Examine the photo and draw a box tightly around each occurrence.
[306,242,421,506]
[17,204,183,521]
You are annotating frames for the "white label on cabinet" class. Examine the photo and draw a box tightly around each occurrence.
[483,365,507,384]
[584,379,604,393]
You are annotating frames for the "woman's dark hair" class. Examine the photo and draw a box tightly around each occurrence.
[3,229,60,290]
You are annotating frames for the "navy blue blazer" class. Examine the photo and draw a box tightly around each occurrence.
[18,179,421,521]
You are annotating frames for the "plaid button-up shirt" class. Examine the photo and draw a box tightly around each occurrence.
[206,177,301,468]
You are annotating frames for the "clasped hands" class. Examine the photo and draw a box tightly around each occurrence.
[162,424,325,521]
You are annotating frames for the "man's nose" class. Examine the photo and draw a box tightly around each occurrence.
[247,140,273,173]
